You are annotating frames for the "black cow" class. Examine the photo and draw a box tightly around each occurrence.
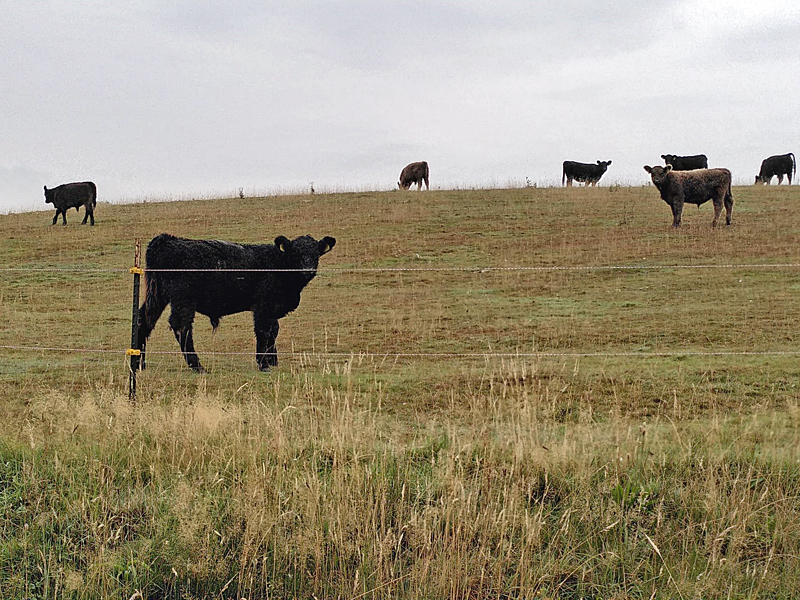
[136,233,336,373]
[644,165,733,228]
[755,153,795,185]
[562,160,612,187]
[43,181,97,225]
[398,161,430,190]
[661,154,708,171]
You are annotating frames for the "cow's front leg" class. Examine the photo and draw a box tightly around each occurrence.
[254,312,280,371]
[52,210,61,225]
[671,200,683,228]
[168,307,206,373]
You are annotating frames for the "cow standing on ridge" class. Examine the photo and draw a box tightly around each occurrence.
[44,181,97,225]
[398,161,430,190]
[562,160,612,187]
[661,154,708,171]
[755,153,795,184]
[136,233,336,373]
[644,165,733,228]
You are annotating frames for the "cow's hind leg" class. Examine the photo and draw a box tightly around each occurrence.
[254,311,279,371]
[136,297,168,371]
[724,192,734,226]
[81,204,95,225]
[85,204,95,225]
[168,306,206,373]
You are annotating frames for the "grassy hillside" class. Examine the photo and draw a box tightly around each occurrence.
[1,184,800,598]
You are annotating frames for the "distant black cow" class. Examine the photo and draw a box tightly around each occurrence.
[398,161,430,190]
[136,233,336,373]
[755,153,795,185]
[644,165,733,228]
[43,181,97,225]
[562,160,612,187]
[661,154,708,171]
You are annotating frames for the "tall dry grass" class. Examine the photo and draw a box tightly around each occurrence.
[4,361,800,598]
[2,184,800,597]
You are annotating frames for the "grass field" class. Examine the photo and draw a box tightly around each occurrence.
[2,184,800,598]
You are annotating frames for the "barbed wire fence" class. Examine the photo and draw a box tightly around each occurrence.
[3,242,800,401]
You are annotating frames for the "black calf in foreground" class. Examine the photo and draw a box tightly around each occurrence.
[136,233,336,373]
[44,181,97,225]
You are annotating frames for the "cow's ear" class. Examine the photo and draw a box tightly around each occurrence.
[644,166,652,173]
[319,236,336,255]
[275,236,291,252]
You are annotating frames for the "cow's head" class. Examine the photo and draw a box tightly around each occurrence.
[398,180,411,190]
[275,235,336,281]
[597,160,612,170]
[644,165,672,187]
[661,154,676,165]
[754,175,767,185]
[43,186,54,204]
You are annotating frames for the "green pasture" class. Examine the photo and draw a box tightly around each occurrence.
[1,184,800,598]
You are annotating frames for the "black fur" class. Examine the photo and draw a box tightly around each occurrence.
[44,181,97,225]
[136,233,336,373]
[562,160,612,187]
[660,154,708,171]
[755,153,795,185]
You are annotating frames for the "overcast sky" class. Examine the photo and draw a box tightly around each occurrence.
[1,0,799,212]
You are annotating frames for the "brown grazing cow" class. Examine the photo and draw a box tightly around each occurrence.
[44,181,97,225]
[398,161,429,190]
[644,165,733,228]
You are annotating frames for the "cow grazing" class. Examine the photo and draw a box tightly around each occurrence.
[43,181,97,225]
[755,153,795,185]
[660,154,708,171]
[136,233,336,373]
[644,165,733,228]
[398,161,430,190]
[561,160,612,187]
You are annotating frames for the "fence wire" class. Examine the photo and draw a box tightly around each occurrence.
[2,261,800,362]
[2,345,800,360]
[2,262,800,274]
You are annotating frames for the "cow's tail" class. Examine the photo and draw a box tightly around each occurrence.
[140,272,167,336]
[137,235,172,349]
[791,153,797,182]
[89,181,97,209]
[561,166,566,187]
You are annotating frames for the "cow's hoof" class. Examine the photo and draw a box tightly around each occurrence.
[191,366,208,374]
[258,364,271,372]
